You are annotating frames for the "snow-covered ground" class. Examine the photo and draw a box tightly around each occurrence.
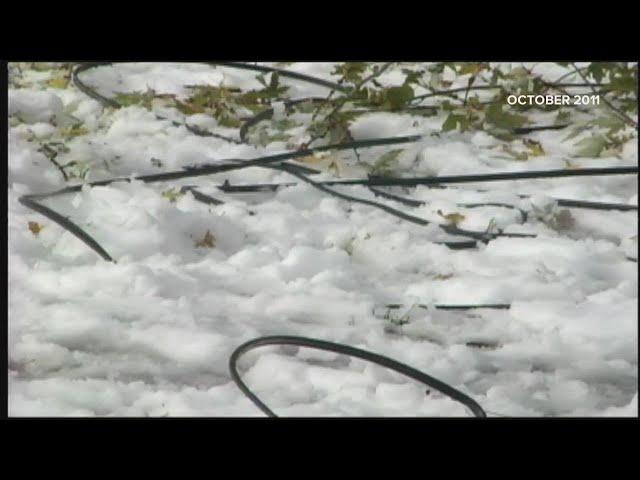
[8,62,638,416]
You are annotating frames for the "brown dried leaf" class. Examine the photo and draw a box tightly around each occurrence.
[436,209,466,226]
[523,138,545,157]
[28,221,44,236]
[296,154,325,164]
[433,273,454,280]
[195,230,216,248]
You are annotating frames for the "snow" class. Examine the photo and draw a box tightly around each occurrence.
[9,90,65,124]
[8,62,638,417]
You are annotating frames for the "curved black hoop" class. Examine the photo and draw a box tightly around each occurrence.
[229,335,487,418]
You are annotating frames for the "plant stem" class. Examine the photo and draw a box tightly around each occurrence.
[306,63,394,148]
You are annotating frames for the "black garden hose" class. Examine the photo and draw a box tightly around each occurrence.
[208,166,639,192]
[17,135,428,262]
[207,62,348,92]
[276,163,535,245]
[14,62,637,417]
[19,161,637,262]
[367,186,529,223]
[73,62,575,148]
[329,166,640,187]
[229,335,487,418]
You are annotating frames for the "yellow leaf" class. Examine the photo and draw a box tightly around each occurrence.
[175,99,206,115]
[61,125,89,138]
[195,230,216,248]
[524,139,545,157]
[458,63,489,76]
[46,76,70,89]
[162,188,184,203]
[28,221,44,236]
[296,153,345,174]
[296,154,326,164]
[436,209,466,226]
[433,273,454,280]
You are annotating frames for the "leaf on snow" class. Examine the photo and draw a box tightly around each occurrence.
[45,76,70,89]
[523,138,545,157]
[28,221,44,236]
[442,113,465,132]
[162,188,184,203]
[195,230,216,248]
[60,124,89,139]
[436,209,466,226]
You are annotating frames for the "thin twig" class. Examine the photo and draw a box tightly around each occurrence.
[463,75,476,107]
[311,89,337,122]
[552,65,588,85]
[38,144,69,181]
[306,63,394,148]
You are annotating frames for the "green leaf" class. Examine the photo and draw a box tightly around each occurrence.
[457,63,489,76]
[401,68,424,86]
[269,72,280,90]
[332,63,368,85]
[256,73,268,87]
[609,74,636,94]
[586,63,617,83]
[440,100,456,112]
[485,103,528,129]
[618,98,638,114]
[385,84,414,110]
[442,113,462,132]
